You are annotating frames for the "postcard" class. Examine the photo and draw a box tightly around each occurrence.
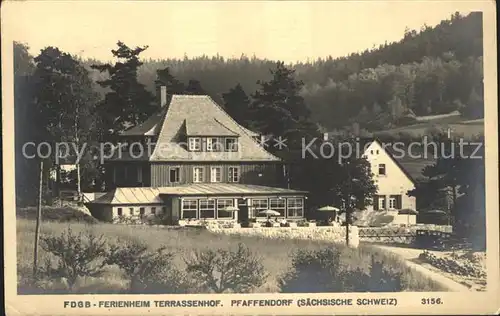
[2,0,499,315]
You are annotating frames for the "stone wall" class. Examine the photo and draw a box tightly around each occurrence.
[207,226,359,248]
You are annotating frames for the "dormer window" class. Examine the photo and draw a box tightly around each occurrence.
[207,137,221,152]
[225,137,238,152]
[188,137,201,151]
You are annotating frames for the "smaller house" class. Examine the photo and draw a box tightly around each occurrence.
[362,139,436,224]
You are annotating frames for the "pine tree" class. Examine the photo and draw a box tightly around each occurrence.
[250,61,318,148]
[155,67,185,102]
[222,83,251,127]
[92,41,155,134]
[185,79,206,95]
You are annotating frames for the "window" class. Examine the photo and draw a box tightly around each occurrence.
[199,199,216,219]
[139,207,145,215]
[252,198,268,217]
[117,208,123,216]
[193,167,204,183]
[206,138,220,152]
[217,199,234,218]
[389,195,401,209]
[169,167,180,183]
[287,198,304,218]
[378,196,386,210]
[188,137,201,151]
[182,199,198,219]
[210,167,222,182]
[389,197,396,209]
[225,138,238,152]
[151,207,157,215]
[228,167,240,182]
[378,164,386,176]
[270,198,286,217]
[129,207,134,215]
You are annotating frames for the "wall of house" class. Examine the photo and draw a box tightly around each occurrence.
[364,141,416,212]
[150,162,284,187]
[106,162,151,188]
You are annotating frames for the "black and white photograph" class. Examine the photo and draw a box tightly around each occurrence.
[2,1,498,315]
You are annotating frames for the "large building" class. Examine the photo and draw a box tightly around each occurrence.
[86,87,307,225]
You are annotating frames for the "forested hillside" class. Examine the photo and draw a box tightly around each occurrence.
[82,12,483,132]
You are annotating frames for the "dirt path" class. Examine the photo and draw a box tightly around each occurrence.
[372,245,471,292]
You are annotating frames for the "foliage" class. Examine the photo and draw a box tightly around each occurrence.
[39,228,108,290]
[278,248,404,292]
[75,12,483,132]
[250,61,319,149]
[222,83,252,128]
[104,242,189,293]
[91,41,156,135]
[184,243,267,293]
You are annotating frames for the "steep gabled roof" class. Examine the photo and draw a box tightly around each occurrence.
[120,107,168,136]
[363,138,436,183]
[185,118,239,136]
[150,95,280,162]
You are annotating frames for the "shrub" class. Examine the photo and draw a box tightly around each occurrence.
[184,243,267,293]
[279,248,404,293]
[278,248,345,293]
[104,242,188,293]
[39,228,108,290]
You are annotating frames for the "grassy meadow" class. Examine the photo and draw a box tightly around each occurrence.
[17,218,445,294]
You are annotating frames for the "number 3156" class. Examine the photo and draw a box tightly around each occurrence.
[422,298,442,305]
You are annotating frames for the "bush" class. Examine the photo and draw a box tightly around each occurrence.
[39,228,108,290]
[278,248,345,292]
[17,206,98,224]
[184,243,267,293]
[279,248,404,293]
[104,242,188,293]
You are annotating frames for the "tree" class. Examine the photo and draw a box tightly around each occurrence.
[250,61,319,149]
[14,42,39,205]
[155,66,185,102]
[294,139,377,220]
[32,47,99,200]
[92,41,155,135]
[222,83,251,127]
[184,79,206,95]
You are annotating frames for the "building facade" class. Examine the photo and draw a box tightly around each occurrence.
[86,87,308,225]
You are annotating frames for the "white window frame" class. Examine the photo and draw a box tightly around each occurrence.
[181,199,198,219]
[217,198,234,218]
[228,167,240,182]
[252,198,269,218]
[207,137,220,152]
[378,164,386,176]
[287,198,304,218]
[188,137,201,151]
[210,167,222,182]
[389,197,397,209]
[193,167,205,183]
[199,199,216,219]
[225,137,238,152]
[269,198,286,217]
[378,196,386,210]
[169,167,181,183]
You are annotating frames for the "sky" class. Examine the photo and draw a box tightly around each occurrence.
[3,1,481,63]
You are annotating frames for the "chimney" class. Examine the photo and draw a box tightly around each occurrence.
[160,86,167,107]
